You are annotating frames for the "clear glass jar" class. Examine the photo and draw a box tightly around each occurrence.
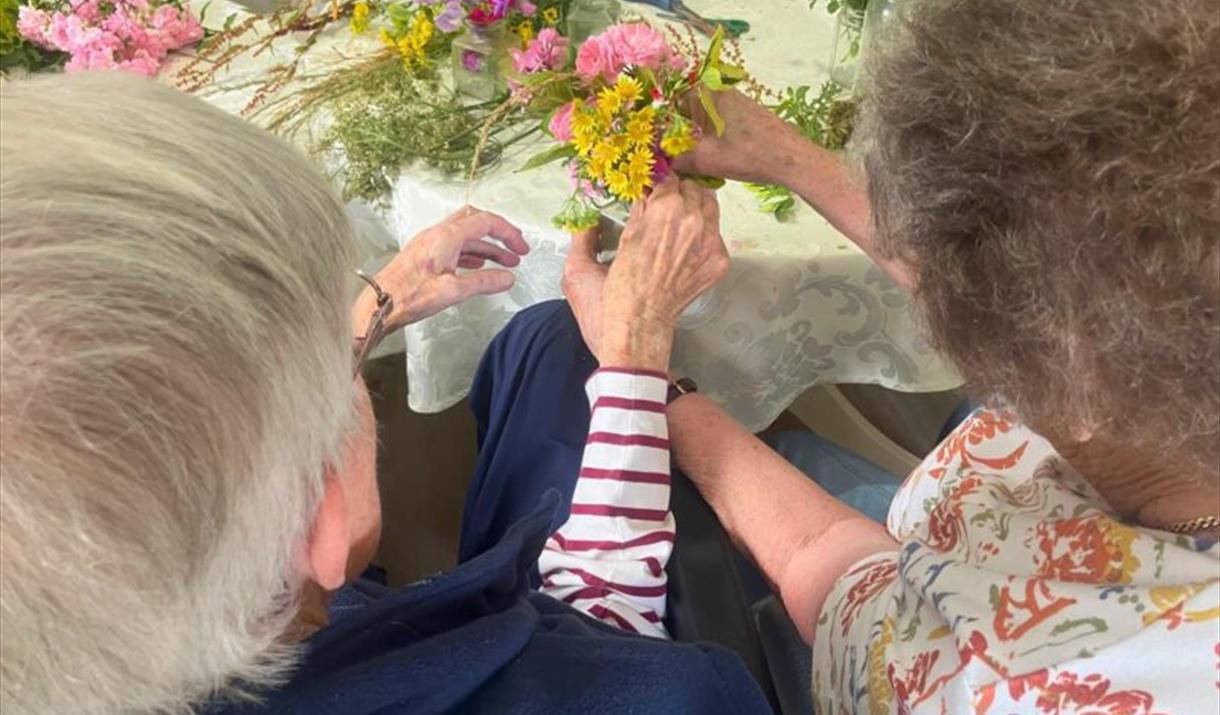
[452,21,509,101]
[565,0,621,45]
[827,7,867,88]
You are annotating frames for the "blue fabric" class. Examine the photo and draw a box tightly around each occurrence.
[212,300,770,715]
[765,431,900,525]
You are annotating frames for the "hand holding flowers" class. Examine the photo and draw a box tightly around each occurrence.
[514,21,747,230]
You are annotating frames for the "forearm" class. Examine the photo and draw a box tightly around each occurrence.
[667,394,897,643]
[764,132,915,291]
[537,368,674,638]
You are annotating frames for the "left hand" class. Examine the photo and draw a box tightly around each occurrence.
[353,207,529,335]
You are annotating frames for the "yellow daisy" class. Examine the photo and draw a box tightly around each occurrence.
[625,110,655,147]
[612,75,643,107]
[542,6,560,25]
[661,117,697,157]
[516,21,534,46]
[592,139,623,168]
[605,168,632,200]
[627,146,655,176]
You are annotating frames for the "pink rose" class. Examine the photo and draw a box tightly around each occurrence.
[548,101,575,141]
[518,1,537,17]
[574,33,619,81]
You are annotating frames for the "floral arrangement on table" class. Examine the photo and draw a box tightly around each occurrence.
[13,0,201,75]
[349,0,570,71]
[511,21,748,230]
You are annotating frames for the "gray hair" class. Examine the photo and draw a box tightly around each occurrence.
[1,73,358,713]
[855,0,1220,472]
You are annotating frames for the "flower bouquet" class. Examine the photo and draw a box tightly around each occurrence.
[16,0,202,75]
[511,21,746,230]
[354,0,564,71]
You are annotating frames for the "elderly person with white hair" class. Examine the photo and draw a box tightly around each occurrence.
[0,73,772,714]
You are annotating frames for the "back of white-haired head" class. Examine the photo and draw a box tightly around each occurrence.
[0,72,358,713]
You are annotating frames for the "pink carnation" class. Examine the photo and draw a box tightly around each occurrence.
[575,23,685,82]
[16,0,202,76]
[510,27,568,74]
[548,101,575,141]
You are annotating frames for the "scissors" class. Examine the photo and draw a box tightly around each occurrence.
[623,0,751,38]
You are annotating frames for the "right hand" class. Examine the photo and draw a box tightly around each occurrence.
[672,90,802,185]
[597,179,730,370]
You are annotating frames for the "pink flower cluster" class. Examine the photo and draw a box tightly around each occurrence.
[17,0,203,76]
[574,22,685,82]
[510,27,567,74]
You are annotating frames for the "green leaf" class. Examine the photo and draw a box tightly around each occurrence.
[720,64,747,83]
[698,85,726,136]
[702,66,723,90]
[517,143,576,172]
[688,175,726,189]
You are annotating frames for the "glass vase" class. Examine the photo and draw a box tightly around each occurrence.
[827,8,867,88]
[452,22,509,102]
[565,0,621,45]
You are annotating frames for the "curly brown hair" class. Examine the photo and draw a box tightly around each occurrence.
[857,0,1220,472]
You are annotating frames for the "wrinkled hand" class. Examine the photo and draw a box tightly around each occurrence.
[598,178,730,370]
[673,90,801,185]
[355,207,529,335]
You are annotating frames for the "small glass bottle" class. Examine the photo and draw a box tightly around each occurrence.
[564,0,621,45]
[827,7,866,88]
[452,21,509,101]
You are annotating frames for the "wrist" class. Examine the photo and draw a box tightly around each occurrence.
[351,287,381,339]
[599,318,674,372]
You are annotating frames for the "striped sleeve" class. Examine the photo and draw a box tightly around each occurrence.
[536,367,674,639]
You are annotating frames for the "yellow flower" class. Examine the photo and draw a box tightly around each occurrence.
[350,1,370,35]
[597,85,624,120]
[542,6,560,25]
[573,132,597,157]
[516,20,534,46]
[660,116,697,157]
[627,146,655,176]
[395,12,435,70]
[604,168,632,200]
[612,75,643,107]
[591,139,623,168]
[586,156,607,182]
[625,108,655,147]
[379,27,395,48]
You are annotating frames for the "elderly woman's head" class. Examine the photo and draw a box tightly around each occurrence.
[858,0,1220,472]
[0,73,381,713]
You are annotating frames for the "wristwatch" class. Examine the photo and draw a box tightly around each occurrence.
[666,376,699,405]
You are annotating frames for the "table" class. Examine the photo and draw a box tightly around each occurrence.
[179,0,962,432]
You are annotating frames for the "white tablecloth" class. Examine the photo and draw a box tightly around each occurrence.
[180,0,962,431]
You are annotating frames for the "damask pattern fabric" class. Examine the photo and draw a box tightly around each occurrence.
[813,409,1220,714]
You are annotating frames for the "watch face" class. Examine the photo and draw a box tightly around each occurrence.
[675,377,698,395]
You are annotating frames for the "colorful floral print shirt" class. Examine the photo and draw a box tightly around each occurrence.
[813,409,1220,715]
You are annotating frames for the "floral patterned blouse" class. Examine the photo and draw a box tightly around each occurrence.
[813,409,1220,715]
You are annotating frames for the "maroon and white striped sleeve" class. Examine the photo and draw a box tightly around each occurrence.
[536,367,674,639]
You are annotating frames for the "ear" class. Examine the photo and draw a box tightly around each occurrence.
[306,472,351,591]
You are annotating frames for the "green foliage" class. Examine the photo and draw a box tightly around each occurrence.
[316,59,529,203]
[773,80,857,151]
[751,80,857,221]
[0,0,66,75]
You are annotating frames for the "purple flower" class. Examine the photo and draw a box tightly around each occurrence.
[462,49,484,72]
[433,0,465,32]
